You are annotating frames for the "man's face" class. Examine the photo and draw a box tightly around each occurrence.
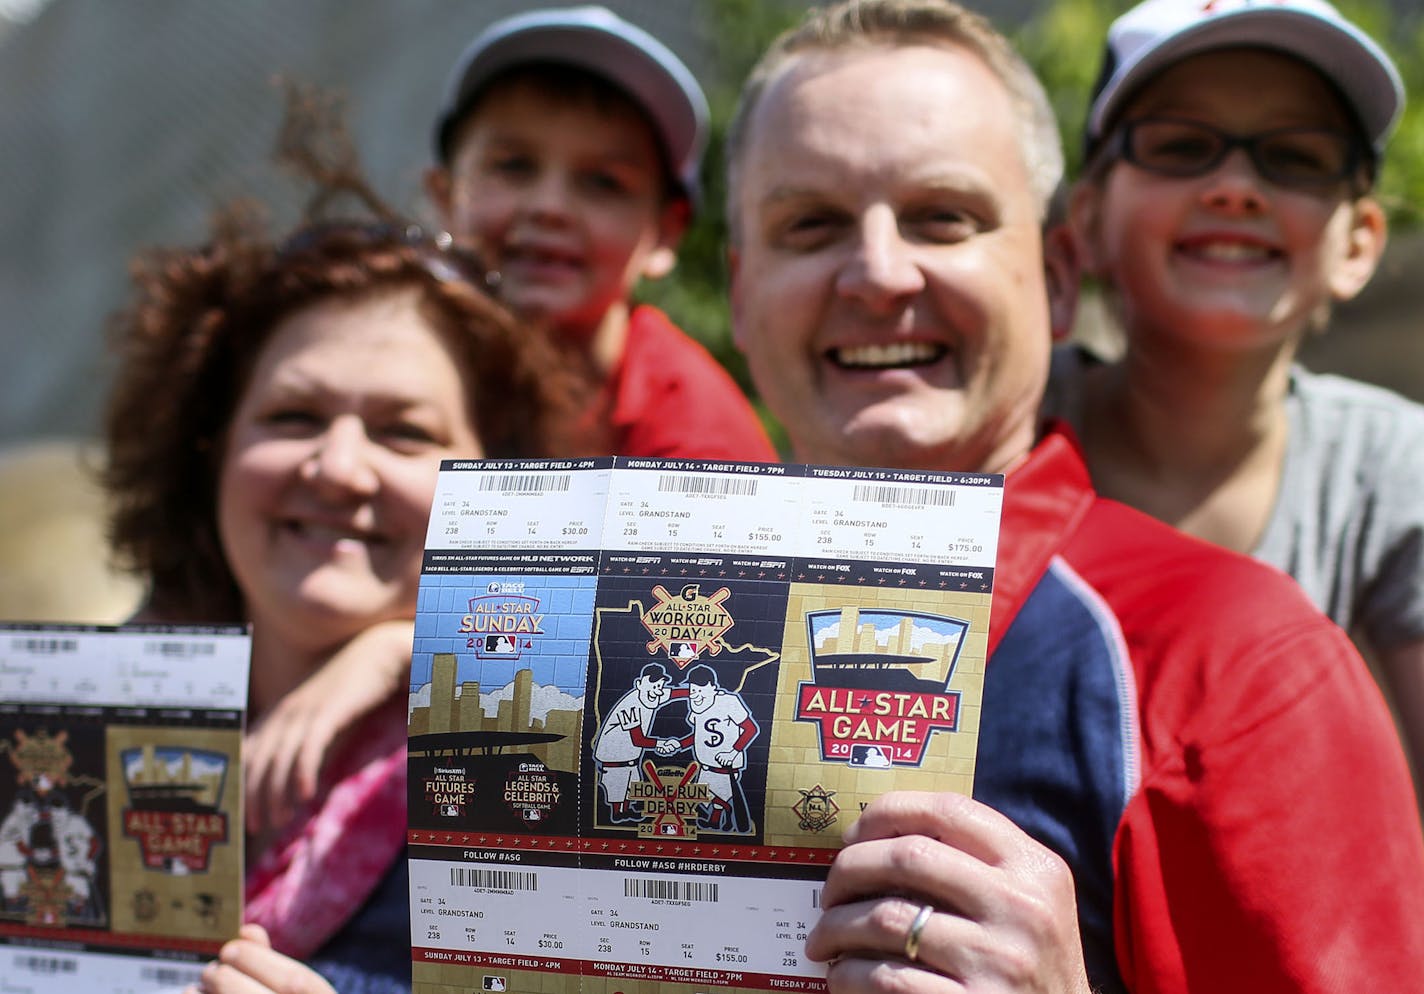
[729,44,1052,473]
[636,674,668,709]
[689,680,715,714]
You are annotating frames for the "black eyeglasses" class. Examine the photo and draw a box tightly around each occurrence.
[1107,117,1366,191]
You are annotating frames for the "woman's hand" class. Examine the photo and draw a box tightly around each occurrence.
[245,619,414,833]
[806,791,1092,994]
[189,924,335,994]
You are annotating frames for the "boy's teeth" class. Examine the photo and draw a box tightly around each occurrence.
[834,342,942,368]
[1188,242,1272,262]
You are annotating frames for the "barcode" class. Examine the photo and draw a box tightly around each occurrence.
[852,484,956,507]
[477,474,571,493]
[657,475,758,497]
[14,953,78,974]
[10,637,78,655]
[811,888,822,909]
[622,878,720,902]
[148,641,216,658]
[141,964,203,985]
[449,866,538,891]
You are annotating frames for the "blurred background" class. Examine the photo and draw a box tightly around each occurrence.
[1,0,1421,621]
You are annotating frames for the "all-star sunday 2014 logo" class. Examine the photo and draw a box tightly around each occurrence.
[459,582,545,660]
[795,608,970,767]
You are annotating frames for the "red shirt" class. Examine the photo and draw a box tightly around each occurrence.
[606,306,776,461]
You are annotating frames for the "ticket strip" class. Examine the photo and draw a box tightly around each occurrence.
[0,624,250,994]
[409,458,1002,994]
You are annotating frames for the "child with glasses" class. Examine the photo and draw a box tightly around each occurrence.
[1046,0,1424,796]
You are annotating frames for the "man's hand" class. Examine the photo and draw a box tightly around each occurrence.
[245,619,414,833]
[188,924,334,994]
[806,791,1092,993]
[655,738,681,756]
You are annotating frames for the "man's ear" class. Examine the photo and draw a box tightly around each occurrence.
[424,166,454,228]
[1066,180,1105,280]
[642,198,692,280]
[727,245,747,352]
[1043,222,1080,343]
[1329,196,1387,302]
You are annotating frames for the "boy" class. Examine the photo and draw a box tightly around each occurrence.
[425,5,775,461]
[1050,0,1424,788]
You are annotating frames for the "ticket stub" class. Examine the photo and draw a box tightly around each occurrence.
[409,458,1001,994]
[0,624,250,994]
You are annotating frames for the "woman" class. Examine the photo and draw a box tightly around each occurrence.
[103,210,578,993]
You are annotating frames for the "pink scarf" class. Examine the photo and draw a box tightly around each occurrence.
[244,711,408,959]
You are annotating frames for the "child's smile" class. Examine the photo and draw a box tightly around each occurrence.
[1078,48,1374,351]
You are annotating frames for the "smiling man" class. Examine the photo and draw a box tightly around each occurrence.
[725,2,1424,992]
[728,27,1062,475]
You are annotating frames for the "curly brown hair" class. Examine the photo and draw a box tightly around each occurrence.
[103,211,585,623]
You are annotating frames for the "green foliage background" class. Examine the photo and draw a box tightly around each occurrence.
[636,0,1424,440]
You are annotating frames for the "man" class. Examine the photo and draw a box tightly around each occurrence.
[725,1,1424,991]
[674,664,758,831]
[592,662,681,822]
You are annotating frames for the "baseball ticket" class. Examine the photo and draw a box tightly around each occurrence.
[0,623,250,994]
[409,457,1001,994]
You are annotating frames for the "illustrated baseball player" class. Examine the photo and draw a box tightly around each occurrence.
[673,665,758,831]
[0,775,99,920]
[593,663,684,822]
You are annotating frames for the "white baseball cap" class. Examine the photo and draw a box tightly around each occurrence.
[1086,0,1404,155]
[432,5,710,205]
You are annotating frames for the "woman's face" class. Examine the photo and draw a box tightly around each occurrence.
[217,287,483,655]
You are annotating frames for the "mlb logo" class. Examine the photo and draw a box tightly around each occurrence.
[849,744,893,768]
[484,635,517,654]
[482,977,506,991]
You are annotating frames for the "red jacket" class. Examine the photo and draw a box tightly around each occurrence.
[978,426,1424,993]
[606,306,776,462]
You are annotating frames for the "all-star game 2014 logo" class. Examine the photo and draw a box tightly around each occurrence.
[796,608,970,767]
[639,584,733,668]
[119,746,230,873]
[459,582,545,660]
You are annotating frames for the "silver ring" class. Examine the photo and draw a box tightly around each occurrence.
[904,903,933,962]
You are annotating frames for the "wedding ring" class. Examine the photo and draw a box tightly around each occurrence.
[904,903,934,963]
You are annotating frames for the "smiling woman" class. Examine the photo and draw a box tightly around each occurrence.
[100,212,584,993]
[216,287,486,702]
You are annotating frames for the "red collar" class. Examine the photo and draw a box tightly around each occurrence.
[988,424,1097,654]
